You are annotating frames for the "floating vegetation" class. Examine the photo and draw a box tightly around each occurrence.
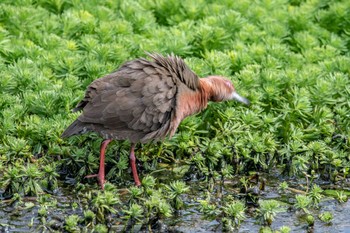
[0,0,350,232]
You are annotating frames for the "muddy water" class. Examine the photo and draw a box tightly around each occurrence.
[166,179,350,233]
[1,174,349,233]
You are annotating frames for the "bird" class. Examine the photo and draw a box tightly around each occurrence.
[61,53,250,189]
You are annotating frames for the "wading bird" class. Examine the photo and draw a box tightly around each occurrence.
[61,53,249,189]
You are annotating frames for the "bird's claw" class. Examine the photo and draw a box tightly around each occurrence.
[85,174,98,178]
[85,173,106,190]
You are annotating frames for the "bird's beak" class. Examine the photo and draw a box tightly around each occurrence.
[232,92,250,105]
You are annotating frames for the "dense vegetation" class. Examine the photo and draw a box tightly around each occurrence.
[0,0,349,232]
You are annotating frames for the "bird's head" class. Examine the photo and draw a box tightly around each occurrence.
[206,76,250,105]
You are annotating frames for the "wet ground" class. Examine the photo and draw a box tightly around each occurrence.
[1,172,349,233]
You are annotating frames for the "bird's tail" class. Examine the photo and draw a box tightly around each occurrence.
[61,119,88,138]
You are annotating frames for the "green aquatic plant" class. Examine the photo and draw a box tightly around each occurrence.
[94,224,108,233]
[222,200,246,230]
[127,186,144,204]
[198,199,220,217]
[318,211,333,225]
[144,190,172,218]
[141,175,157,195]
[2,137,32,162]
[335,191,348,203]
[83,209,96,225]
[64,214,81,233]
[91,190,120,222]
[140,189,173,231]
[307,184,323,207]
[157,200,172,218]
[166,180,189,210]
[23,164,43,196]
[0,163,24,195]
[294,195,312,214]
[123,203,144,231]
[42,163,59,191]
[259,226,273,233]
[256,200,282,226]
[278,226,291,233]
[240,176,249,192]
[278,181,289,192]
[305,214,314,226]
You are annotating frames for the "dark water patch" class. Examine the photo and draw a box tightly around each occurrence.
[0,172,349,233]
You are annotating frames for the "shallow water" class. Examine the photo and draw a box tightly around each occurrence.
[1,173,349,233]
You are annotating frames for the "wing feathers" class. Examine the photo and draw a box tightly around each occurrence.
[71,53,198,143]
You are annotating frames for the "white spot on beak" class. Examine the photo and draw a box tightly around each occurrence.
[231,92,250,105]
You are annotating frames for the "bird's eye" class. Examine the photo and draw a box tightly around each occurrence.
[224,80,233,89]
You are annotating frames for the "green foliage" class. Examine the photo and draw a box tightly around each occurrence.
[64,214,81,233]
[198,199,220,217]
[90,190,120,222]
[198,195,249,231]
[318,211,333,224]
[335,191,348,203]
[83,209,96,224]
[257,200,283,226]
[222,200,246,230]
[307,184,323,206]
[306,214,315,226]
[279,226,291,233]
[94,224,108,233]
[123,203,144,222]
[294,195,312,214]
[278,181,289,192]
[165,180,189,210]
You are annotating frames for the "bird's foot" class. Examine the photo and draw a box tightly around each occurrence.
[135,180,141,187]
[85,173,106,190]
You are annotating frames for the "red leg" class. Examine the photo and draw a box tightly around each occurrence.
[130,143,141,186]
[85,139,112,190]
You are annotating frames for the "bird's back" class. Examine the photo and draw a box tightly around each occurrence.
[61,53,200,143]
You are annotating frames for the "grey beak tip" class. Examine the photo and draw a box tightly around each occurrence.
[232,92,250,106]
[243,99,250,106]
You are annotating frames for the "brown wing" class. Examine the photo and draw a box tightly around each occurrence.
[77,59,177,143]
[146,52,199,91]
[66,53,201,143]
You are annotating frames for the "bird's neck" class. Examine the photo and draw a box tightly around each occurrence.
[168,79,211,137]
[180,78,211,116]
[198,78,213,104]
[177,79,212,118]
